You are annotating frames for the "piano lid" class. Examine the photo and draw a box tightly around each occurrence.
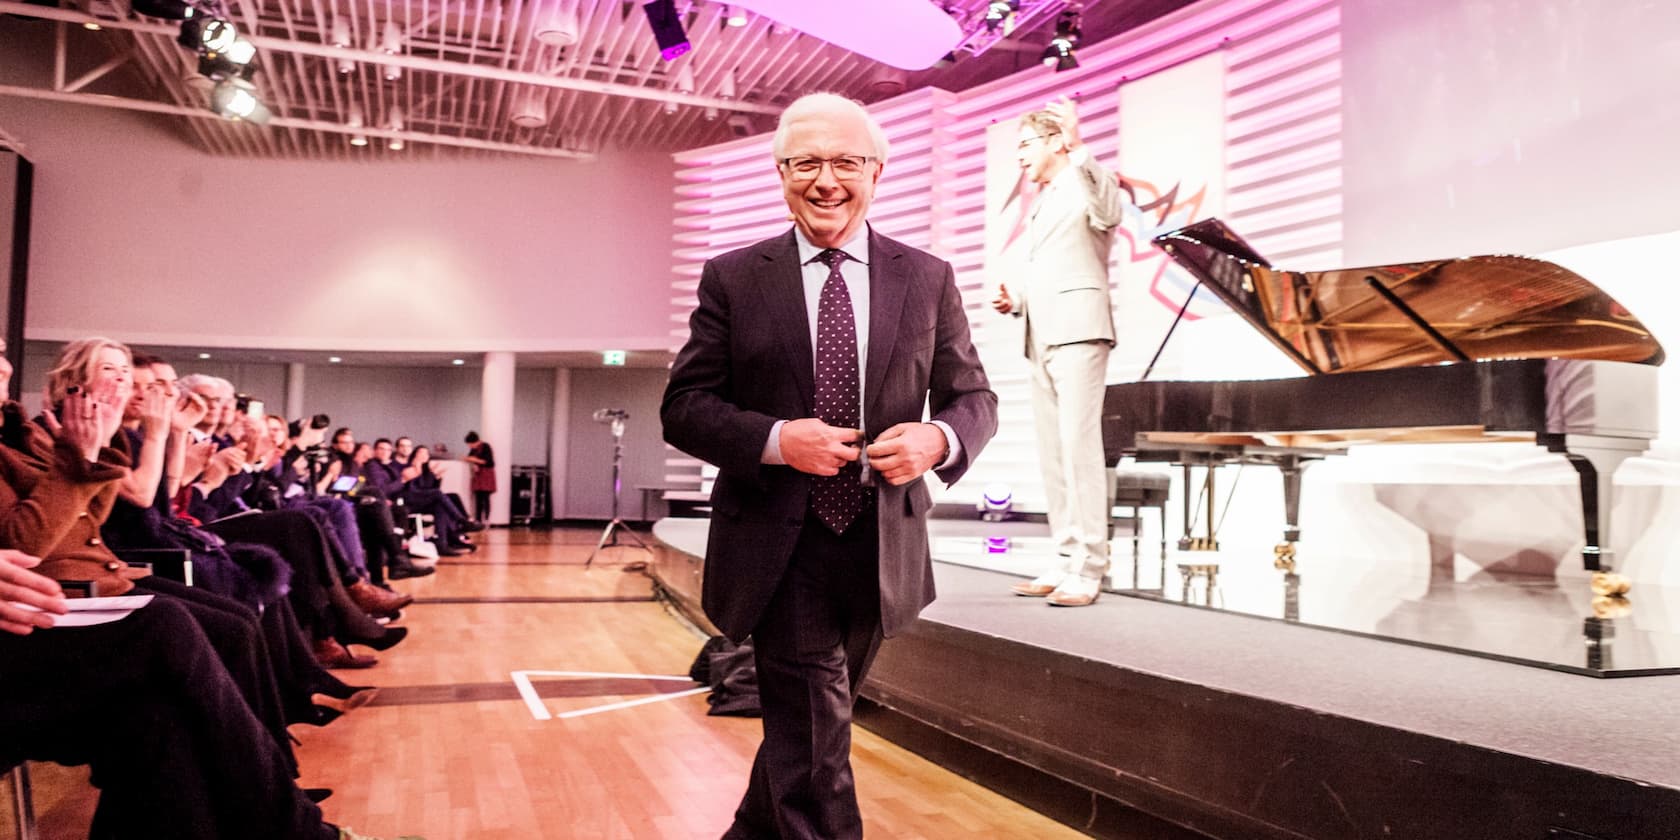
[1152,218,1665,374]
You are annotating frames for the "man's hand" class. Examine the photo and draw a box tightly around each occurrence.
[172,392,208,433]
[0,550,66,635]
[137,383,174,441]
[779,418,863,476]
[991,283,1015,315]
[198,447,246,492]
[865,423,947,486]
[181,438,215,483]
[1045,95,1083,151]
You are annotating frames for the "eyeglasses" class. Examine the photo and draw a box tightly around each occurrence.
[1016,132,1061,150]
[778,155,878,181]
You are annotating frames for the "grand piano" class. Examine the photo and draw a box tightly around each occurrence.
[1102,218,1664,593]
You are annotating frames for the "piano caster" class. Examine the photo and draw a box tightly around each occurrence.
[1591,594,1632,619]
[1591,572,1631,597]
[1272,542,1297,573]
[1179,536,1220,552]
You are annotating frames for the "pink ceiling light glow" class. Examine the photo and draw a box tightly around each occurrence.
[733,0,964,70]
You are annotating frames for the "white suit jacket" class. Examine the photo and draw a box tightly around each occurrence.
[1016,149,1125,354]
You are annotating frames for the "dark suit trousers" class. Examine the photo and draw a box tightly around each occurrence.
[726,512,885,840]
[0,598,336,840]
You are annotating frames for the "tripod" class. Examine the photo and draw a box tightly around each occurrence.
[586,411,650,569]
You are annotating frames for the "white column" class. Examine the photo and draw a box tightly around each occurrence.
[481,351,516,526]
[548,367,571,520]
[284,362,306,421]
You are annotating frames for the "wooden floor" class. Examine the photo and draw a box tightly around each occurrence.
[7,527,1087,840]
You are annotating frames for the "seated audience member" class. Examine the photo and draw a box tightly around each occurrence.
[149,366,409,666]
[103,356,374,716]
[400,445,480,556]
[2,338,304,754]
[0,549,422,840]
[326,427,435,578]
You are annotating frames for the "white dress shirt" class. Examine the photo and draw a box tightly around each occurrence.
[762,225,961,471]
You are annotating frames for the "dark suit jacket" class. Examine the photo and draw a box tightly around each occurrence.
[662,227,998,642]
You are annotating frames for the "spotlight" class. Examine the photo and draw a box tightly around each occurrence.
[179,17,238,53]
[1042,9,1080,72]
[663,99,679,115]
[718,68,736,100]
[983,0,1018,34]
[223,37,257,66]
[330,15,351,48]
[337,57,355,74]
[384,62,402,81]
[723,4,746,27]
[210,77,271,123]
[704,105,719,121]
[641,0,691,61]
[674,64,695,94]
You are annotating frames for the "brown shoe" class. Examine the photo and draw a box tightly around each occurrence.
[1046,576,1101,607]
[313,637,377,669]
[347,580,414,618]
[1010,571,1065,597]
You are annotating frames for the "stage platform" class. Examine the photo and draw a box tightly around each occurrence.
[649,517,1680,840]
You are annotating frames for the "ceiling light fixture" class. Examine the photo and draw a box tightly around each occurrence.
[330,15,351,48]
[512,92,549,127]
[337,57,355,74]
[452,358,465,366]
[328,356,343,364]
[533,2,580,47]
[642,0,692,61]
[380,20,403,54]
[723,4,747,27]
[386,106,405,150]
[674,64,695,94]
[718,68,736,100]
[347,104,368,146]
[1041,8,1081,72]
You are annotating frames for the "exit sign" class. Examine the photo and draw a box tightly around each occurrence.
[602,350,627,366]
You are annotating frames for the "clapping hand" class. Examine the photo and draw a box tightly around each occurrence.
[42,388,121,462]
[1044,95,1083,150]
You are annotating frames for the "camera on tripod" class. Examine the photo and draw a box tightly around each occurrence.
[592,408,629,423]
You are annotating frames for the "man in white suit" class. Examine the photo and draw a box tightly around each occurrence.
[992,96,1124,607]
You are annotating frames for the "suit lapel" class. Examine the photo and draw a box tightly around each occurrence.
[864,228,907,427]
[762,229,814,417]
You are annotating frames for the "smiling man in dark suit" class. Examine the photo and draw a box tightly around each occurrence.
[662,92,997,840]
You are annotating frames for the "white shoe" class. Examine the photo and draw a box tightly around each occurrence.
[1011,571,1066,597]
[1047,576,1101,607]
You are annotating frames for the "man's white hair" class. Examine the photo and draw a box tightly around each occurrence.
[771,92,890,165]
[179,373,234,396]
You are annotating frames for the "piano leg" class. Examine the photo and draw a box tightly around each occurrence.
[1553,434,1645,593]
[1273,456,1311,573]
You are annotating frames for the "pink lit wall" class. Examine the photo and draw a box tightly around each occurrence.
[1340,0,1680,263]
[0,88,676,354]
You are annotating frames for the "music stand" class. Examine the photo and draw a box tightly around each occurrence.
[585,409,650,569]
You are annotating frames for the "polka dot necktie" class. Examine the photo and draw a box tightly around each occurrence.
[810,247,867,534]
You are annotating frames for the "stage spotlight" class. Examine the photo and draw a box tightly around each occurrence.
[674,64,695,94]
[642,0,692,61]
[978,483,1013,522]
[337,57,355,74]
[210,77,271,123]
[384,62,402,81]
[704,105,719,121]
[663,99,679,115]
[718,68,736,100]
[723,4,746,27]
[1042,9,1080,71]
[179,17,238,54]
[983,0,1018,34]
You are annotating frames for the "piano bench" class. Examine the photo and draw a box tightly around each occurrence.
[1111,470,1170,590]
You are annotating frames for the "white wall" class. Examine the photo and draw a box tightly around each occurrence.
[563,367,669,520]
[0,24,677,355]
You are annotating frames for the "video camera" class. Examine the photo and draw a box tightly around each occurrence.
[286,413,332,439]
[592,408,629,423]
